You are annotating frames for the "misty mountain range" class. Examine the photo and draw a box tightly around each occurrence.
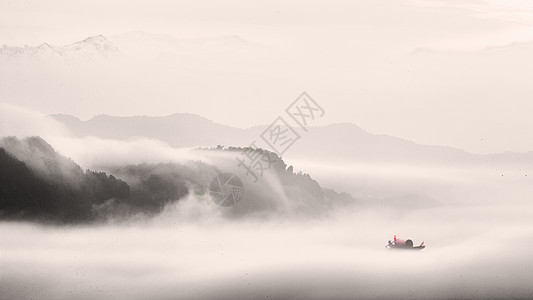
[3,31,533,155]
[7,111,529,224]
[0,35,120,60]
[52,113,533,166]
[0,31,265,62]
[0,136,349,223]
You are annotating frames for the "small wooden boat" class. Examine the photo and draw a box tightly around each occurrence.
[386,235,425,250]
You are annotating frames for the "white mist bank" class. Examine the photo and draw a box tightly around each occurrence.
[2,200,533,300]
[287,159,533,208]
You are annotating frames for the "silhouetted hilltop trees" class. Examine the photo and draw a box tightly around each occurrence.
[1,136,86,188]
[199,146,333,216]
[0,147,52,219]
[85,170,130,204]
[0,137,129,222]
[105,160,219,213]
[1,137,355,223]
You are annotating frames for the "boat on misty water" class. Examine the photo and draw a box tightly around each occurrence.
[386,235,425,250]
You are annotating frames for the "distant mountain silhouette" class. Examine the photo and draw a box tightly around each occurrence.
[289,123,475,164]
[51,114,533,166]
[0,35,120,61]
[52,113,250,147]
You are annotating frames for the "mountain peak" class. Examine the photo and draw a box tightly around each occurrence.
[34,43,59,56]
[37,43,53,49]
[83,35,108,44]
[61,34,120,59]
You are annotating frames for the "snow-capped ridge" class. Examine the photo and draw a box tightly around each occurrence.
[0,34,120,61]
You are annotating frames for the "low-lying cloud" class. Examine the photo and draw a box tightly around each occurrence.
[0,103,70,138]
[2,201,533,299]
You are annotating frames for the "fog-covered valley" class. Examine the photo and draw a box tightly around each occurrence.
[1,106,533,299]
[3,1,533,298]
[2,178,533,299]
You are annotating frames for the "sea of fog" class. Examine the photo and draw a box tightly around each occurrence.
[2,160,533,300]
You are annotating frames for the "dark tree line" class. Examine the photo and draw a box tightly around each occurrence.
[0,147,131,222]
[0,137,212,223]
[1,137,354,223]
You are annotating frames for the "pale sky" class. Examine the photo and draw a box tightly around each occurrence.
[2,0,533,154]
